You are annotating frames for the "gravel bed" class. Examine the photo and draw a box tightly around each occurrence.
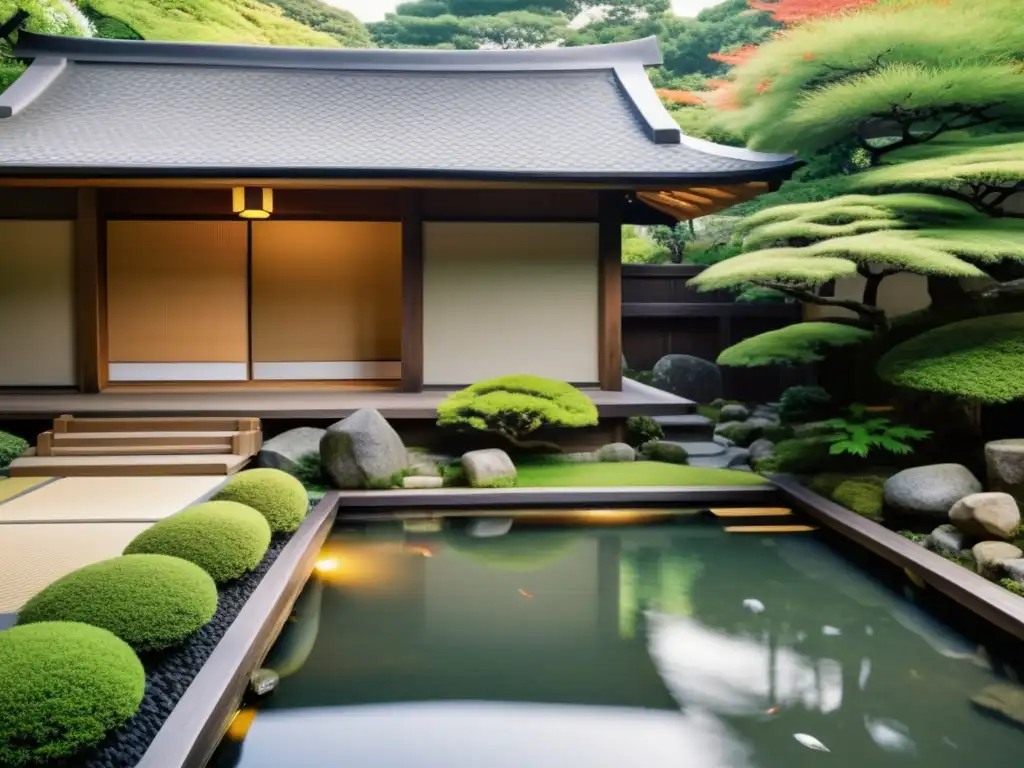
[74,535,291,768]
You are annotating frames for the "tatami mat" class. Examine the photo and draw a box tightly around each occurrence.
[0,522,152,613]
[0,476,227,524]
[0,477,55,504]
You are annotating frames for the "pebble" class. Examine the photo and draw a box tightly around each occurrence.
[79,537,289,768]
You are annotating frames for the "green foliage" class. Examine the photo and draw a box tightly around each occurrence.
[290,451,326,488]
[877,312,1024,404]
[363,468,415,490]
[623,368,654,386]
[18,554,218,652]
[370,2,570,49]
[716,323,873,367]
[625,415,664,448]
[622,225,671,265]
[437,375,598,446]
[832,478,884,519]
[779,385,832,424]
[713,421,760,447]
[753,437,834,474]
[0,431,28,468]
[440,461,468,487]
[639,441,689,464]
[214,468,309,533]
[0,622,145,766]
[1000,578,1024,597]
[78,0,366,47]
[898,530,926,544]
[690,252,858,290]
[721,0,1024,155]
[124,501,271,583]
[81,5,143,38]
[683,241,743,266]
[265,0,373,46]
[1,0,92,91]
[818,405,931,459]
[728,175,856,218]
[475,475,518,488]
[515,461,766,487]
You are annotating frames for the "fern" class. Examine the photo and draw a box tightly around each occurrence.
[820,405,932,459]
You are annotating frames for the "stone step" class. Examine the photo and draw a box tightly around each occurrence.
[687,446,751,470]
[654,414,715,440]
[661,440,724,458]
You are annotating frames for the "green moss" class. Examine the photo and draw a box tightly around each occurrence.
[0,431,28,469]
[0,622,145,765]
[716,323,874,368]
[999,578,1024,597]
[696,404,722,422]
[753,437,834,474]
[877,312,1024,404]
[214,468,308,533]
[639,441,689,464]
[832,479,885,519]
[714,421,761,447]
[364,468,414,490]
[625,415,663,447]
[18,554,218,652]
[779,385,833,424]
[440,462,468,488]
[475,476,517,489]
[290,451,326,489]
[898,530,926,543]
[124,501,271,583]
[513,462,766,488]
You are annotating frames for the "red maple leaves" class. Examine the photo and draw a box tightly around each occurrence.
[748,0,879,24]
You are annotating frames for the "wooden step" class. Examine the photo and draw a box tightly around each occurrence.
[724,525,818,533]
[38,430,260,457]
[709,507,793,518]
[53,415,261,434]
[46,445,233,456]
[9,454,251,478]
[51,431,239,447]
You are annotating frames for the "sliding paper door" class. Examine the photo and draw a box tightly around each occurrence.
[250,221,402,380]
[106,221,249,382]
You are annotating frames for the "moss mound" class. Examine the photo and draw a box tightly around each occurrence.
[717,323,873,367]
[214,468,308,533]
[18,554,218,652]
[639,441,689,464]
[0,431,29,468]
[124,501,271,583]
[877,312,1024,404]
[0,621,145,765]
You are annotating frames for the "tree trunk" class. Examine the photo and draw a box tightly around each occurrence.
[862,272,885,308]
[927,276,972,310]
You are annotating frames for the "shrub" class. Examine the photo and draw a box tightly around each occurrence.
[818,404,932,459]
[18,554,218,652]
[832,479,885,519]
[124,501,271,583]
[436,375,598,450]
[0,431,28,468]
[714,421,761,447]
[761,423,795,443]
[440,462,468,487]
[877,312,1024,404]
[0,622,145,766]
[625,416,663,447]
[753,437,834,474]
[291,451,326,488]
[779,385,832,423]
[640,441,689,465]
[1000,578,1024,597]
[214,468,308,533]
[717,323,873,368]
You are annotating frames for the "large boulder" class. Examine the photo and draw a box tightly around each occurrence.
[320,409,407,489]
[883,464,982,523]
[256,427,326,473]
[650,354,723,404]
[461,449,517,488]
[748,439,775,461]
[719,404,749,423]
[949,492,1021,541]
[985,439,1024,504]
[972,541,1023,580]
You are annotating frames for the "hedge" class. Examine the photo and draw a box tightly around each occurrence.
[124,501,271,583]
[0,431,28,469]
[18,554,218,652]
[214,468,308,533]
[0,622,145,766]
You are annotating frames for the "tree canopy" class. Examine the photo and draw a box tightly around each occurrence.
[717,322,873,367]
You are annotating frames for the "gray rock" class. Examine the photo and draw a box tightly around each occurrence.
[925,524,968,558]
[719,404,749,423]
[403,475,443,489]
[972,541,1023,580]
[321,409,407,490]
[256,426,326,473]
[727,448,751,468]
[468,518,513,538]
[650,354,723,404]
[462,449,517,488]
[1003,558,1024,585]
[949,492,1021,541]
[985,439,1024,504]
[713,434,735,448]
[748,439,776,461]
[671,441,724,458]
[971,683,1024,729]
[597,442,636,462]
[407,452,442,477]
[745,416,780,429]
[687,446,749,469]
[883,464,983,522]
[710,398,727,409]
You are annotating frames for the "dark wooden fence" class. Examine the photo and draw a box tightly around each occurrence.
[621,264,810,402]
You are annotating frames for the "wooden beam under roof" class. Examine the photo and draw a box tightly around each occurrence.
[637,182,770,221]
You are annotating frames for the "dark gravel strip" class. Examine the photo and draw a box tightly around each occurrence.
[75,535,291,768]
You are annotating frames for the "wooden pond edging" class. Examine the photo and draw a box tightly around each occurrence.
[771,474,1024,643]
[334,484,782,510]
[135,492,340,768]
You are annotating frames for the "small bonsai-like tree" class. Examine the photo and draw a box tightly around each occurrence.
[437,374,598,451]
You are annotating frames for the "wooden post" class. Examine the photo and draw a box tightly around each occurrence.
[401,190,425,392]
[598,191,623,391]
[74,188,106,392]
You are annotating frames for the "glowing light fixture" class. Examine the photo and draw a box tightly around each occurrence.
[232,187,273,219]
[314,557,340,574]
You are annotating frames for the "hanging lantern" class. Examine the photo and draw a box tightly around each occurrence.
[232,187,273,219]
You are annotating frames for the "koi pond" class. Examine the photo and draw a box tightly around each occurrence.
[210,510,1023,767]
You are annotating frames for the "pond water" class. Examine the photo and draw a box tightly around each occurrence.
[210,511,1023,768]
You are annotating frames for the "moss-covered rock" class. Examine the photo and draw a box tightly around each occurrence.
[640,441,689,465]
[214,468,308,533]
[753,437,834,474]
[714,421,761,447]
[832,479,885,519]
[18,554,218,651]
[0,431,28,469]
[124,501,271,583]
[0,622,145,766]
